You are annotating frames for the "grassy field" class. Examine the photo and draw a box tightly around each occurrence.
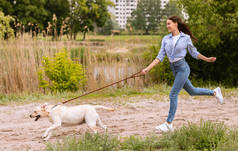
[45,121,238,151]
[0,83,237,105]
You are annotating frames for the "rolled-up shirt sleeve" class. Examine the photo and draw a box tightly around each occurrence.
[187,36,200,59]
[156,38,166,62]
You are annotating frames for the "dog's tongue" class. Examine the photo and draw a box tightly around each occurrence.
[35,115,41,121]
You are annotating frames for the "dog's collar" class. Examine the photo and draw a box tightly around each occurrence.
[51,104,59,110]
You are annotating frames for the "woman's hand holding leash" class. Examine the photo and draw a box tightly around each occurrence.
[140,58,160,76]
[141,68,149,75]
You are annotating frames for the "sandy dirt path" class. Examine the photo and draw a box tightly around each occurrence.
[0,96,238,151]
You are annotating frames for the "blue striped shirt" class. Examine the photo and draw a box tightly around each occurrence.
[156,32,200,62]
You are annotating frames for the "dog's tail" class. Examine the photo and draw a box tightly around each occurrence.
[94,105,115,111]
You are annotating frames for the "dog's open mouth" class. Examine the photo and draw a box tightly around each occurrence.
[35,115,41,121]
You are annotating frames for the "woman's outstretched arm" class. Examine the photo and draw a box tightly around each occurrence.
[141,58,161,75]
[197,53,216,62]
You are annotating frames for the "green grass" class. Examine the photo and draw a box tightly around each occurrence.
[45,121,238,151]
[0,84,237,105]
[0,86,165,105]
[45,132,120,151]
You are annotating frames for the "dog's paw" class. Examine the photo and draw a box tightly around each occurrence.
[43,134,51,141]
[43,137,49,141]
[42,133,48,139]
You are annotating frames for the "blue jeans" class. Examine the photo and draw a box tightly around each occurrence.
[167,59,214,123]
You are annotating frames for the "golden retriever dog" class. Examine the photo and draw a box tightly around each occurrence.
[30,103,114,141]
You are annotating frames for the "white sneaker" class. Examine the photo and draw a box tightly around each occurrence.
[214,87,224,104]
[155,122,173,132]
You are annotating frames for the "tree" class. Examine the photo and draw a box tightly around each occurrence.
[178,0,238,86]
[0,0,14,17]
[0,11,14,39]
[0,0,70,33]
[0,0,48,29]
[44,0,70,35]
[97,14,120,35]
[157,0,184,36]
[69,0,114,40]
[128,0,163,34]
[163,0,183,18]
[110,14,121,30]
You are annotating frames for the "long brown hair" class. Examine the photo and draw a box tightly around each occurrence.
[168,16,198,42]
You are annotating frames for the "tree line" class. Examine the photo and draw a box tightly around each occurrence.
[0,0,114,40]
[179,0,238,86]
[0,0,182,40]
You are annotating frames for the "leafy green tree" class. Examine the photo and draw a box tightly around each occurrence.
[157,0,183,36]
[128,0,163,34]
[69,0,114,40]
[0,11,14,39]
[110,14,121,30]
[0,0,14,16]
[44,0,70,35]
[178,0,238,86]
[97,16,113,35]
[0,0,70,32]
[97,14,120,35]
[163,0,183,18]
[157,16,169,36]
[0,0,48,29]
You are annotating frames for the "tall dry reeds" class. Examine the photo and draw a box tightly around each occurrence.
[0,34,147,94]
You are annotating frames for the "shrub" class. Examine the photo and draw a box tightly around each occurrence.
[0,11,14,39]
[38,49,86,93]
[159,120,227,150]
[143,45,174,85]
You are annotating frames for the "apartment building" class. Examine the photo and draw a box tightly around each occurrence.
[109,0,169,29]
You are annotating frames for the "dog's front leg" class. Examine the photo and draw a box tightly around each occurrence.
[43,123,61,141]
[43,116,61,141]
